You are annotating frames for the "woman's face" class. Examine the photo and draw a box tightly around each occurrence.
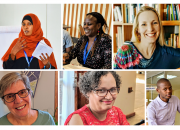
[138,11,160,44]
[83,15,101,37]
[3,80,31,118]
[22,20,33,36]
[88,73,117,113]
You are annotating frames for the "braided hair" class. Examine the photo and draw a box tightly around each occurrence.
[80,12,108,57]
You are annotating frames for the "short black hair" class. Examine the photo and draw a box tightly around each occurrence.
[157,78,171,89]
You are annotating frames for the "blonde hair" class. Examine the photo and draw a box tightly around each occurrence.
[131,6,165,46]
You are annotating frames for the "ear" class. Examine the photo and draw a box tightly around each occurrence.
[156,88,160,93]
[97,23,101,30]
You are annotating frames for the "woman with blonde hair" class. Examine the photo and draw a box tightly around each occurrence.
[114,6,180,69]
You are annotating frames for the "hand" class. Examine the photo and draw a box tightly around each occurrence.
[11,37,27,60]
[63,53,69,65]
[39,53,50,69]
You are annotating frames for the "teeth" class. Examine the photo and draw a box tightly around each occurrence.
[84,30,89,33]
[147,33,155,36]
[16,105,25,110]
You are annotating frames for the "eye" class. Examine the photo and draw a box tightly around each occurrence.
[6,94,14,99]
[141,23,146,26]
[153,21,158,24]
[28,23,32,25]
[97,89,106,93]
[22,23,25,26]
[164,88,167,91]
[110,88,117,92]
[88,23,92,26]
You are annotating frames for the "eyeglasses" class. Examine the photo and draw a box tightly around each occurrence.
[93,87,120,97]
[2,89,30,103]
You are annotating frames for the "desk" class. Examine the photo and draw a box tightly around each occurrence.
[63,64,91,69]
[63,24,71,30]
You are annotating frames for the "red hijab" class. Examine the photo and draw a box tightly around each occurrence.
[2,13,57,69]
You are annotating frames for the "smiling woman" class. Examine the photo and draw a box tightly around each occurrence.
[114,6,180,69]
[63,12,112,69]
[1,13,57,69]
[0,72,55,125]
[64,71,129,125]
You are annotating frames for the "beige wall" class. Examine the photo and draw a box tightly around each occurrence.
[114,71,136,115]
[173,89,180,125]
[0,71,55,117]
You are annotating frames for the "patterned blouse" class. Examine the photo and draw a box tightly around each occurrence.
[64,105,130,125]
[67,34,112,69]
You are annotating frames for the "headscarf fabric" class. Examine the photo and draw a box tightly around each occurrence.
[1,13,57,69]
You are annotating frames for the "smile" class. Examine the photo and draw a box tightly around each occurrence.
[103,101,112,104]
[146,33,156,37]
[16,105,26,110]
[24,30,29,33]
[84,29,90,33]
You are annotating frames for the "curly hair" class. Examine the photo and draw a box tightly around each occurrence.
[80,12,108,57]
[79,71,121,98]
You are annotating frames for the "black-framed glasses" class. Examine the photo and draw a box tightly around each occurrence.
[93,87,120,97]
[2,89,30,103]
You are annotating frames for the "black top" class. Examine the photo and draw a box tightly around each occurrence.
[67,34,112,69]
[3,54,55,69]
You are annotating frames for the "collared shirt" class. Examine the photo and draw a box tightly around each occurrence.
[147,95,180,125]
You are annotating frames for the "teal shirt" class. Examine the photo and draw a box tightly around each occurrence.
[0,109,55,125]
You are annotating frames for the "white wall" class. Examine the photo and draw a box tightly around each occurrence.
[114,71,136,115]
[0,71,55,117]
[0,4,61,69]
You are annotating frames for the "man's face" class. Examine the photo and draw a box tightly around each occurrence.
[156,81,172,102]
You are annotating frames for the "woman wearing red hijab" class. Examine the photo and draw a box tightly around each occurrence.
[2,13,57,69]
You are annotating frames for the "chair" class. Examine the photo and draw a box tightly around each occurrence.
[0,26,21,69]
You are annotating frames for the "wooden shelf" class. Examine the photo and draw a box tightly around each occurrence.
[162,21,180,26]
[113,21,123,25]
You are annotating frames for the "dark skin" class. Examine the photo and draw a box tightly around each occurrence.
[63,15,101,65]
[11,20,51,69]
[156,81,172,102]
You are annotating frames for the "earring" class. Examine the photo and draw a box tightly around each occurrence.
[97,30,100,35]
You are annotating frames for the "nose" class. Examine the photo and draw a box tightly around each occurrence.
[105,91,113,99]
[14,94,23,104]
[147,24,154,31]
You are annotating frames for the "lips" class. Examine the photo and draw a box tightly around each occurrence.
[84,29,90,33]
[103,101,112,104]
[15,104,26,110]
[24,30,29,34]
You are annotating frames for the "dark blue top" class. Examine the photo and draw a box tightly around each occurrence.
[131,42,180,69]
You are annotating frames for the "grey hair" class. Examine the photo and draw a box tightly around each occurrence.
[0,72,32,98]
[79,71,121,98]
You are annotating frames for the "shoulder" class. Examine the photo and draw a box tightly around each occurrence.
[64,105,88,125]
[0,114,11,125]
[100,33,112,43]
[159,44,180,56]
[68,114,84,125]
[35,110,55,125]
[171,95,179,101]
[147,98,158,111]
[111,106,125,115]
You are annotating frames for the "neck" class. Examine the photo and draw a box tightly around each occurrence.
[87,104,107,121]
[159,95,169,103]
[134,41,156,59]
[88,35,97,43]
[8,109,37,125]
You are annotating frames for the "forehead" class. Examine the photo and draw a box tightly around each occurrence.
[84,15,97,22]
[3,80,26,95]
[22,20,32,23]
[138,10,159,22]
[158,81,171,88]
[98,73,116,89]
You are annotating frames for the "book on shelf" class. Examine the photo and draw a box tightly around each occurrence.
[113,6,122,22]
[164,4,180,20]
[116,26,123,49]
[166,34,179,48]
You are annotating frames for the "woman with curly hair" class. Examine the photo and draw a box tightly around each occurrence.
[64,71,129,125]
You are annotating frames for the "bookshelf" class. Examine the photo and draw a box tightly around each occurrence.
[113,4,180,53]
